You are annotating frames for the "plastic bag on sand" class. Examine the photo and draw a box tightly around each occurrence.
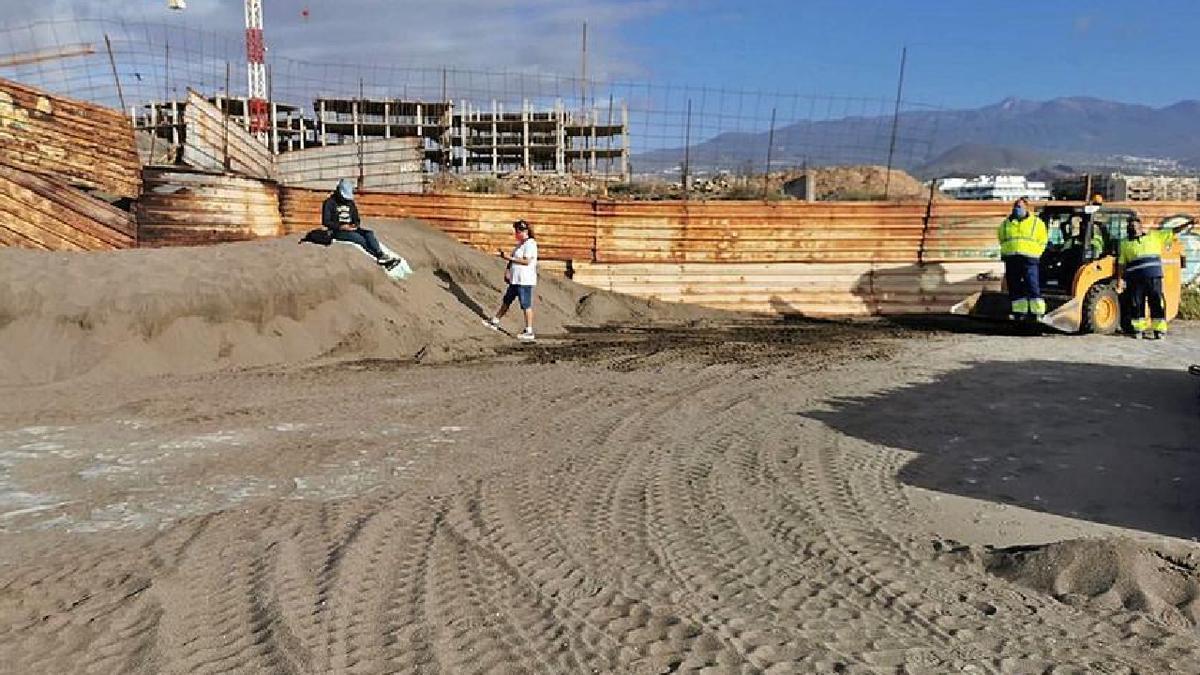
[334,240,414,280]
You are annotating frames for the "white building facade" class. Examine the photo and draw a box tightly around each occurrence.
[938,175,1051,201]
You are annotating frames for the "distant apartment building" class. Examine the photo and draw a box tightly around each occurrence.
[937,175,1051,201]
[1053,173,1200,201]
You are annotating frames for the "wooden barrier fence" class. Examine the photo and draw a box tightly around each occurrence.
[278,188,1200,316]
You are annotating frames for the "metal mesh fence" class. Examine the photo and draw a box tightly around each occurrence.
[0,18,944,177]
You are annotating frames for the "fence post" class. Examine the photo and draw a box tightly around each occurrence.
[103,34,127,113]
[763,107,776,200]
[918,177,938,264]
[222,62,231,171]
[682,98,691,200]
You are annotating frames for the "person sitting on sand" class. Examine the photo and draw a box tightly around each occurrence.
[322,179,402,271]
[486,220,538,342]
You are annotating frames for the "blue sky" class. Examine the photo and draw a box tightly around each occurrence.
[622,0,1197,108]
[5,0,1198,110]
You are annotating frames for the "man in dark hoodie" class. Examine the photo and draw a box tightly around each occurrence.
[322,178,401,270]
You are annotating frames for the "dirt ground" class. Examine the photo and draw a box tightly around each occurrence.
[3,316,1200,673]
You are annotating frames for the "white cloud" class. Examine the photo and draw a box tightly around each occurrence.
[2,0,676,80]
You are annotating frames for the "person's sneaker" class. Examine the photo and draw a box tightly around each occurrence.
[381,258,401,271]
[517,329,536,342]
[1153,331,1165,340]
[483,317,501,331]
[1132,331,1144,340]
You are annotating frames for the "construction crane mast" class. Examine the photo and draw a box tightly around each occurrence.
[243,0,269,138]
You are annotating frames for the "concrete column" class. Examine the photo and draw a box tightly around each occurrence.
[319,100,327,146]
[352,99,360,144]
[555,98,564,174]
[522,99,530,172]
[491,99,498,175]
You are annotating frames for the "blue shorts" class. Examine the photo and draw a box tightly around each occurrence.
[502,284,534,310]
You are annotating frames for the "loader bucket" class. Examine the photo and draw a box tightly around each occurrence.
[1039,297,1082,334]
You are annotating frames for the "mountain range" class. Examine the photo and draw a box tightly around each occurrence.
[631,97,1200,179]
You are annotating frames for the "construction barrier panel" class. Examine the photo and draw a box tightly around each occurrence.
[276,137,423,192]
[0,158,135,250]
[137,167,282,247]
[0,76,140,200]
[182,89,276,180]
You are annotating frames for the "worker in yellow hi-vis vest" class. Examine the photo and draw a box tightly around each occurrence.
[1117,216,1176,339]
[997,197,1049,320]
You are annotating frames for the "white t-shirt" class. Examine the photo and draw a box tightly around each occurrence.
[510,238,538,286]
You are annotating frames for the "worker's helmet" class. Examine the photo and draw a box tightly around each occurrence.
[1091,194,1104,205]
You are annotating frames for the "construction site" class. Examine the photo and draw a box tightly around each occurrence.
[2,7,1200,675]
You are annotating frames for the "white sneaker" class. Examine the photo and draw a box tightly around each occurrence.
[517,329,536,342]
[484,317,501,331]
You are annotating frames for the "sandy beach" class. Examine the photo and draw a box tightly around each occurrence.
[2,221,1199,673]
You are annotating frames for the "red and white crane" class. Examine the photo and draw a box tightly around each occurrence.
[243,0,269,138]
[169,0,270,139]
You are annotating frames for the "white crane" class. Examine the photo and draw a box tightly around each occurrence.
[167,0,269,139]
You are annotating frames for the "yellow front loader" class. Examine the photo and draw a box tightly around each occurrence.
[951,205,1193,334]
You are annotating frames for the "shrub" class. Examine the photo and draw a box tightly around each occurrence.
[1179,285,1200,320]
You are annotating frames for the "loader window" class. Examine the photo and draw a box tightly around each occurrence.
[1094,212,1132,254]
[1043,213,1085,248]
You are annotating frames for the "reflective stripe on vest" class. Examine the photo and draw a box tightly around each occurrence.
[1124,254,1163,276]
[1120,230,1172,277]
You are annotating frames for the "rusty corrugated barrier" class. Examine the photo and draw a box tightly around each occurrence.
[182,89,275,180]
[0,159,135,250]
[276,138,423,192]
[277,188,1200,316]
[0,76,140,199]
[280,188,599,261]
[137,168,282,247]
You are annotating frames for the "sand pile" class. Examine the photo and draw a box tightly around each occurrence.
[985,538,1200,631]
[805,165,930,201]
[0,218,714,386]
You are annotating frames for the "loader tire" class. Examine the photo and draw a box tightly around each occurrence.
[1082,283,1120,335]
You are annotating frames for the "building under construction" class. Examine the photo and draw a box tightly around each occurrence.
[1054,173,1200,201]
[313,97,628,178]
[136,95,630,180]
[135,96,306,155]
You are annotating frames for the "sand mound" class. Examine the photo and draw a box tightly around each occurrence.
[985,538,1200,630]
[0,219,716,386]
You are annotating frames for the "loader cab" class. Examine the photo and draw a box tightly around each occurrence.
[1039,205,1137,292]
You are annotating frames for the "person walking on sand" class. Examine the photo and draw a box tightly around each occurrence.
[486,220,538,342]
[322,178,402,270]
[997,197,1048,321]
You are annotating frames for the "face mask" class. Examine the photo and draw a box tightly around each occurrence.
[1013,207,1028,220]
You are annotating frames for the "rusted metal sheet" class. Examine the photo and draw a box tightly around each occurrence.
[276,138,423,192]
[278,189,1200,316]
[592,200,929,264]
[182,89,275,180]
[137,168,281,247]
[571,261,1002,317]
[0,76,140,199]
[0,158,135,250]
[280,188,597,260]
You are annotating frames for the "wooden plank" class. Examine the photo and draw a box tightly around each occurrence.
[0,76,140,199]
[0,159,134,250]
[182,90,275,180]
